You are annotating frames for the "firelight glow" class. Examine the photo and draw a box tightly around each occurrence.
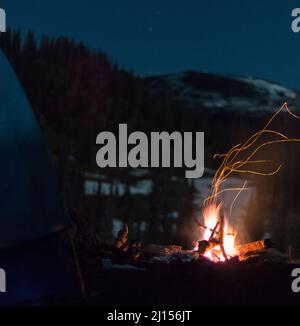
[197,102,300,262]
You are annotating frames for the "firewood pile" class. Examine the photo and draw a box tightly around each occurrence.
[96,224,289,269]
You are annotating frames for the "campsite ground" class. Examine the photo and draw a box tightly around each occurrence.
[80,261,300,305]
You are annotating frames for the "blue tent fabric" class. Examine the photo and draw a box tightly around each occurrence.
[0,50,77,304]
[0,50,69,249]
[0,237,79,305]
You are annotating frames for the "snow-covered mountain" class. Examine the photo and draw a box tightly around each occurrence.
[144,71,300,114]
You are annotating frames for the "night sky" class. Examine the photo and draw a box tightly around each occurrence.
[1,0,300,89]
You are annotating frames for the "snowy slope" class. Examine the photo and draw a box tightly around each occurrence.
[144,71,299,114]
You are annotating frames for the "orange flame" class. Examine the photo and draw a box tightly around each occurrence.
[201,204,236,262]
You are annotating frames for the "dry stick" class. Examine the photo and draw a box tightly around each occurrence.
[195,219,220,236]
[68,232,87,300]
[219,211,228,261]
[209,221,220,241]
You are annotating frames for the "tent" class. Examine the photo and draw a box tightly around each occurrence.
[0,50,77,304]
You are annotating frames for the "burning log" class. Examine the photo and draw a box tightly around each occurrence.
[234,238,288,264]
[236,239,275,256]
[236,240,265,256]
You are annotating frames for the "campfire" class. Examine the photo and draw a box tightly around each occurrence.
[195,102,300,263]
[107,103,299,266]
[195,203,237,262]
